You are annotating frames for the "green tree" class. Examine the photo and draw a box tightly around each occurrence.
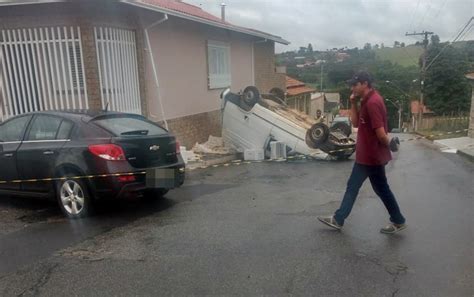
[394,41,400,48]
[424,43,471,113]
[431,35,440,46]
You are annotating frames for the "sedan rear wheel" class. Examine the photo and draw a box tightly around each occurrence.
[57,179,92,219]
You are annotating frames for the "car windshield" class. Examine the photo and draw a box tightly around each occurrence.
[92,116,167,137]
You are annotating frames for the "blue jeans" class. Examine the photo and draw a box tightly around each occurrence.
[334,163,406,226]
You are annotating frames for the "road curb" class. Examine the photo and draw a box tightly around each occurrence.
[186,153,242,170]
[457,149,474,162]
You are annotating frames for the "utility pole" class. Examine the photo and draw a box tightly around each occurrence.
[405,31,433,131]
[320,62,324,92]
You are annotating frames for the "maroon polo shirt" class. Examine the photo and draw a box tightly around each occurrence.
[355,89,392,165]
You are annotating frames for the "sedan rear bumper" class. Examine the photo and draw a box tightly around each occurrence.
[89,163,185,199]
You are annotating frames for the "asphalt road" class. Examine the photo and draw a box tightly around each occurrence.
[0,135,472,297]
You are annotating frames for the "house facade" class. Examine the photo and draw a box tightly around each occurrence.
[310,92,325,119]
[285,76,315,115]
[0,0,288,148]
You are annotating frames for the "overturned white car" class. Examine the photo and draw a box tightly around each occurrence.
[221,87,356,160]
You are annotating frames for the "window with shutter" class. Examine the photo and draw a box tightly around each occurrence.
[207,41,231,89]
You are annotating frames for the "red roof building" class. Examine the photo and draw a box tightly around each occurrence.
[285,76,316,96]
[285,76,316,114]
[410,101,434,114]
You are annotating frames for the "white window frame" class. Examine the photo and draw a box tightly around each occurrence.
[207,40,231,89]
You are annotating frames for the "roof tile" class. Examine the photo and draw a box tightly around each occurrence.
[141,0,224,23]
[287,86,316,96]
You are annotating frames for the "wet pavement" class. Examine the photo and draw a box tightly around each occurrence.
[0,134,472,296]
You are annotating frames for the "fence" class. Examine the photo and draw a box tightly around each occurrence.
[94,27,141,114]
[0,27,88,121]
[416,113,470,132]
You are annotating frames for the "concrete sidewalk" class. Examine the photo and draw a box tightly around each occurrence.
[434,136,474,161]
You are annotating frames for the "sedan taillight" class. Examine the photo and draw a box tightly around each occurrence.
[88,144,126,161]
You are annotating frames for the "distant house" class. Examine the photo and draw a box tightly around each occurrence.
[410,100,435,131]
[338,109,351,117]
[335,52,350,62]
[324,92,340,111]
[410,101,434,115]
[285,76,315,115]
[310,92,325,118]
[309,91,342,123]
[0,0,289,147]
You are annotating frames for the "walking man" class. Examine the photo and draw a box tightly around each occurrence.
[317,71,406,234]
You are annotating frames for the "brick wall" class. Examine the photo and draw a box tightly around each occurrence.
[162,110,222,149]
[79,22,102,111]
[253,41,286,93]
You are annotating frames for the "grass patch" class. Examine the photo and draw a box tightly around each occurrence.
[374,46,423,67]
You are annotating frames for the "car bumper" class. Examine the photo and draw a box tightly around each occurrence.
[89,164,185,199]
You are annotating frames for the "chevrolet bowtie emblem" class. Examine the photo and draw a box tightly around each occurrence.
[149,145,160,151]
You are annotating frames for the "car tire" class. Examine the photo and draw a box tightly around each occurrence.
[330,122,351,137]
[268,87,286,104]
[307,123,329,148]
[56,177,93,219]
[240,86,260,111]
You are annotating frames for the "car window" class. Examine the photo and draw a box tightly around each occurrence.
[56,120,74,140]
[93,116,167,136]
[0,116,31,142]
[26,115,62,141]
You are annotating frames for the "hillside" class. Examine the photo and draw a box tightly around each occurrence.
[374,46,423,67]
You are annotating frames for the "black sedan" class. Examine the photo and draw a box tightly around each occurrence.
[0,111,185,219]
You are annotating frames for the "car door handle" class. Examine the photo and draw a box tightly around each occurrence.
[3,153,13,158]
[43,151,55,155]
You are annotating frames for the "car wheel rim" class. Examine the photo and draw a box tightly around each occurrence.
[244,92,254,104]
[312,128,323,140]
[60,180,85,215]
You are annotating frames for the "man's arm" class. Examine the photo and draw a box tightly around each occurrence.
[375,127,390,146]
[350,94,359,128]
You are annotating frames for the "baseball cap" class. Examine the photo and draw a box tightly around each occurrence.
[347,71,373,86]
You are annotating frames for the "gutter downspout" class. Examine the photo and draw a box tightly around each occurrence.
[144,14,169,129]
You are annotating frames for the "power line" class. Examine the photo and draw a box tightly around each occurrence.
[433,0,447,18]
[459,24,473,41]
[417,0,433,30]
[408,0,421,32]
[452,17,473,43]
[425,17,473,71]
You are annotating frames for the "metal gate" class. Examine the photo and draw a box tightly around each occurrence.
[94,27,141,114]
[0,26,88,121]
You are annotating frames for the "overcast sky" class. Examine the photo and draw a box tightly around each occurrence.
[185,0,474,52]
